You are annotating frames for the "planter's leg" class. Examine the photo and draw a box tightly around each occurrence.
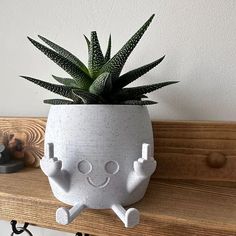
[111,204,140,228]
[56,203,86,225]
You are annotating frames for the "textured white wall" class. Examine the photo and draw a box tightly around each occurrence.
[0,0,236,121]
[0,0,235,235]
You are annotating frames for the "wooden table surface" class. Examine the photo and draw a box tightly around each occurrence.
[0,168,236,236]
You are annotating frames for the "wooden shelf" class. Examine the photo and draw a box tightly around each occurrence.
[0,168,236,236]
[1,119,236,235]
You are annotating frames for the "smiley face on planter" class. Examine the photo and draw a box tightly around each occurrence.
[77,159,119,188]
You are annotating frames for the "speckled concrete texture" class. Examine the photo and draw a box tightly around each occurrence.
[41,105,156,227]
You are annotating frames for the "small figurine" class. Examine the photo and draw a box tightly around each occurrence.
[0,143,24,173]
[40,143,156,228]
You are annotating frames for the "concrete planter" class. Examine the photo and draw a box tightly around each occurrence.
[40,105,156,228]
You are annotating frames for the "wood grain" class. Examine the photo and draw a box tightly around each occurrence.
[1,118,236,181]
[153,121,236,181]
[0,168,236,236]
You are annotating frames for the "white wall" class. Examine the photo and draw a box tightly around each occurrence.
[0,0,236,121]
[0,0,235,235]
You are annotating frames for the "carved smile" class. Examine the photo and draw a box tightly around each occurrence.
[87,177,110,188]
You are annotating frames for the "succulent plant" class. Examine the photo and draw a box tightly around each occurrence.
[21,14,178,105]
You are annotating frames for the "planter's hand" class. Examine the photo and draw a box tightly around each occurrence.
[133,143,156,177]
[40,143,70,192]
[40,143,62,177]
[127,143,156,194]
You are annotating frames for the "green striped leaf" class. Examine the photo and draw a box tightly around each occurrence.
[84,34,90,48]
[44,99,74,105]
[28,37,93,89]
[52,75,79,87]
[114,56,165,90]
[88,31,105,78]
[122,100,157,105]
[72,89,102,104]
[104,34,111,62]
[110,94,147,104]
[84,34,90,57]
[100,14,155,78]
[38,35,89,75]
[89,72,112,95]
[21,76,73,98]
[114,81,179,100]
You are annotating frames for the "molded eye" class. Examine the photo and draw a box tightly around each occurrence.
[78,160,92,174]
[105,161,119,175]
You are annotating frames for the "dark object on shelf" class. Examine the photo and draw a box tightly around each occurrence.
[10,220,32,235]
[0,144,24,173]
[75,233,90,236]
[0,144,10,164]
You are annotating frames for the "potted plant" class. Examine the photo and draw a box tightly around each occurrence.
[21,14,178,228]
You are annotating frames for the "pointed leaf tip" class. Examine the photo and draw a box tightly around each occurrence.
[114,81,179,101]
[26,37,92,88]
[104,34,112,62]
[84,34,90,44]
[100,14,156,78]
[27,36,33,42]
[20,76,73,98]
[88,31,105,78]
[37,35,89,75]
[114,55,167,89]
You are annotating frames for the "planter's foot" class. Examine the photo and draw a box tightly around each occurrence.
[112,204,140,228]
[56,207,70,225]
[56,203,86,225]
[125,208,140,228]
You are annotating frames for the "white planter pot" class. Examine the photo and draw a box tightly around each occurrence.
[41,105,156,228]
